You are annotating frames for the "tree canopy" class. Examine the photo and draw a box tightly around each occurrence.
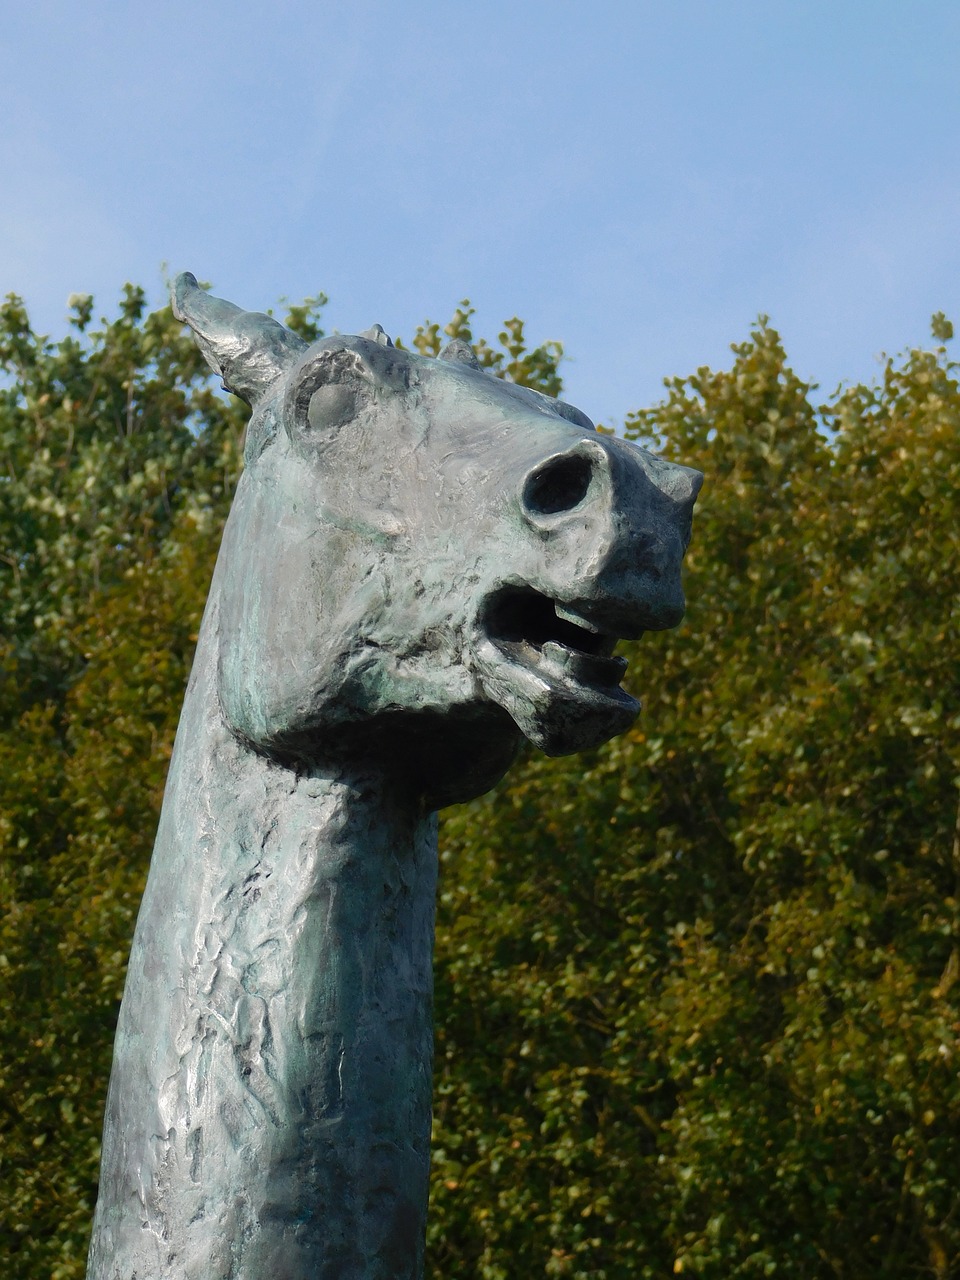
[0,287,957,1278]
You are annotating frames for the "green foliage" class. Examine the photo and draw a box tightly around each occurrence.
[430,319,960,1278]
[0,283,247,1275]
[0,284,245,706]
[411,300,565,397]
[2,291,959,1279]
[277,292,328,343]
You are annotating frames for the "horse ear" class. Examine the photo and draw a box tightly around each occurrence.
[439,338,481,369]
[171,272,307,406]
[359,323,394,348]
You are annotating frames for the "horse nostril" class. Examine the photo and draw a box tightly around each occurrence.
[523,451,595,516]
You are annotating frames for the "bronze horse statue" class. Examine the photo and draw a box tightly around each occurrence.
[87,274,701,1279]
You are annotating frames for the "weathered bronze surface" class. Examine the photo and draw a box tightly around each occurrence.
[87,274,701,1279]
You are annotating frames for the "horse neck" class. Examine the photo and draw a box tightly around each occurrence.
[89,582,439,1278]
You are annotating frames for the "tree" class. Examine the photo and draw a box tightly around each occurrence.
[1,289,958,1279]
[0,285,251,1275]
[429,320,960,1278]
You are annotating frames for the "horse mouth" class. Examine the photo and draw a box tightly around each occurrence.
[483,587,628,685]
[473,586,640,754]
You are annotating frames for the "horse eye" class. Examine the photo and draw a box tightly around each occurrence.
[306,384,357,432]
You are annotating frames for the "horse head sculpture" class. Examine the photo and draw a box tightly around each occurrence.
[173,272,700,805]
[86,275,702,1280]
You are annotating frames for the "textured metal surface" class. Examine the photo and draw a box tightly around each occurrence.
[87,275,701,1279]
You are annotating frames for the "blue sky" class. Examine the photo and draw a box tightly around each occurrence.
[2,0,958,426]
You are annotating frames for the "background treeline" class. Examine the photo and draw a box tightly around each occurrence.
[0,288,957,1279]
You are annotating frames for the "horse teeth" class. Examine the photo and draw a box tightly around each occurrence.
[542,639,573,667]
[554,602,600,633]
